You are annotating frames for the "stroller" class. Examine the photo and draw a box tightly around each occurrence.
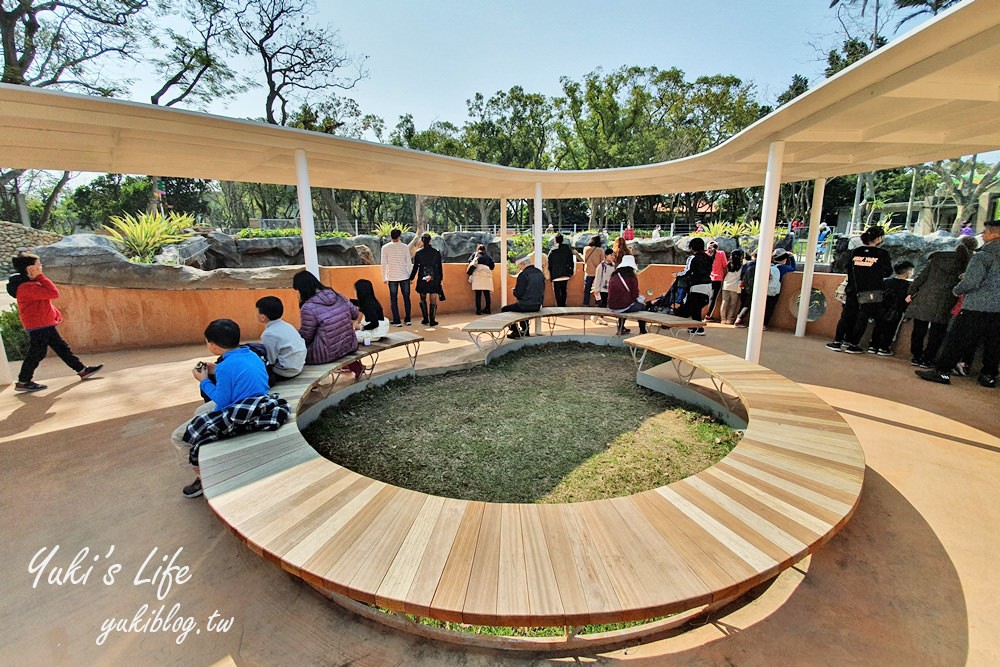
[646,276,690,316]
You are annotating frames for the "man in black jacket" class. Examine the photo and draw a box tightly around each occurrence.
[502,261,545,338]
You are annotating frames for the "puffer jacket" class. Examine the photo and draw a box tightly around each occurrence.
[906,249,969,323]
[954,240,1000,313]
[8,272,63,330]
[299,289,359,364]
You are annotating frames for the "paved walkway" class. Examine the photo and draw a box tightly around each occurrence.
[1,315,997,666]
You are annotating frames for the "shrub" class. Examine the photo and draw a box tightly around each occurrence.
[372,222,413,239]
[104,211,194,263]
[1,304,28,361]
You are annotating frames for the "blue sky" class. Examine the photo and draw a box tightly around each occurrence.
[180,0,901,135]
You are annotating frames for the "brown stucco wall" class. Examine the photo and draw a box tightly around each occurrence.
[41,264,902,354]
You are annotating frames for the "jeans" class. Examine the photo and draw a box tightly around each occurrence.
[935,310,1000,377]
[18,326,84,383]
[583,275,595,306]
[613,301,647,334]
[387,280,412,323]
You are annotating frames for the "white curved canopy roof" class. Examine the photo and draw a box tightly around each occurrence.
[1,0,999,199]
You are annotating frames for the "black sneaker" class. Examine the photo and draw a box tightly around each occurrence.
[953,362,970,377]
[690,328,706,336]
[404,320,412,326]
[78,364,104,380]
[918,360,934,369]
[182,478,203,498]
[391,321,403,328]
[978,375,997,388]
[916,369,951,384]
[14,381,47,393]
[910,357,923,366]
[508,329,522,339]
[876,349,893,357]
[825,342,843,351]
[842,344,864,354]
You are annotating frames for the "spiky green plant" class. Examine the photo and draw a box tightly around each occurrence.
[373,222,413,239]
[702,221,734,238]
[104,211,194,263]
[739,220,762,237]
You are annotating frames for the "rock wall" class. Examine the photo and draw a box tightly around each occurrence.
[0,220,62,272]
[832,231,973,274]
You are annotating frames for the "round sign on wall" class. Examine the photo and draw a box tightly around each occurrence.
[788,288,827,322]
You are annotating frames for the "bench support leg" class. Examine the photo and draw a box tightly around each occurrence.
[468,331,506,365]
[405,341,421,373]
[630,347,649,373]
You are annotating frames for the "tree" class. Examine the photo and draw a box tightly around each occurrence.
[148,0,246,108]
[895,0,961,27]
[0,0,146,92]
[776,74,809,107]
[0,0,148,228]
[924,157,1000,234]
[235,0,366,127]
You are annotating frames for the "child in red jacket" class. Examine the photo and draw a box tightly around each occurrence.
[6,253,102,392]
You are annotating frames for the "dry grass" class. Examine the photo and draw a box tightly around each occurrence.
[304,343,739,504]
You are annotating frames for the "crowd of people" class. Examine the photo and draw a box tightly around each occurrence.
[824,222,1000,390]
[8,219,997,498]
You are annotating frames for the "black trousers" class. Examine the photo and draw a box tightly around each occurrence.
[935,310,1000,377]
[706,280,723,319]
[552,280,568,307]
[763,294,779,326]
[501,302,541,334]
[18,326,84,383]
[835,296,883,346]
[474,290,491,313]
[583,275,595,306]
[910,318,947,364]
[871,314,904,351]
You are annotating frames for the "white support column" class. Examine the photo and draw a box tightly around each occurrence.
[294,149,320,278]
[745,141,785,364]
[500,198,508,307]
[533,184,543,268]
[534,184,543,334]
[796,178,827,337]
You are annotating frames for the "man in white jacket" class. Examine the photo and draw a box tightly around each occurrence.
[380,228,413,326]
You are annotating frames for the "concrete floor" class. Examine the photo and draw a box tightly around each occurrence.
[1,316,997,666]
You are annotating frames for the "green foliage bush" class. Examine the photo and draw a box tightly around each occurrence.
[372,222,413,239]
[103,211,195,263]
[1,305,28,362]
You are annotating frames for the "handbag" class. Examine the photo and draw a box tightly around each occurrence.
[466,261,477,276]
[856,289,883,304]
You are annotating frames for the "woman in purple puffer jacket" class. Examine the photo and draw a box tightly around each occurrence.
[293,271,365,378]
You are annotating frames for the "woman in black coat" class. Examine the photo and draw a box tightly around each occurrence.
[409,233,443,326]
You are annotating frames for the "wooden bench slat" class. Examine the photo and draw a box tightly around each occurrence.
[430,501,486,623]
[519,506,565,624]
[534,504,593,625]
[494,504,531,621]
[375,494,448,610]
[462,503,503,625]
[274,477,385,578]
[401,497,468,617]
[298,485,400,590]
[334,489,429,603]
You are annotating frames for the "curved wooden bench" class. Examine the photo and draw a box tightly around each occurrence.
[462,306,694,363]
[197,333,865,643]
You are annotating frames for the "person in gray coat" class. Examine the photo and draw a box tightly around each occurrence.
[917,220,1000,387]
[906,236,977,367]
